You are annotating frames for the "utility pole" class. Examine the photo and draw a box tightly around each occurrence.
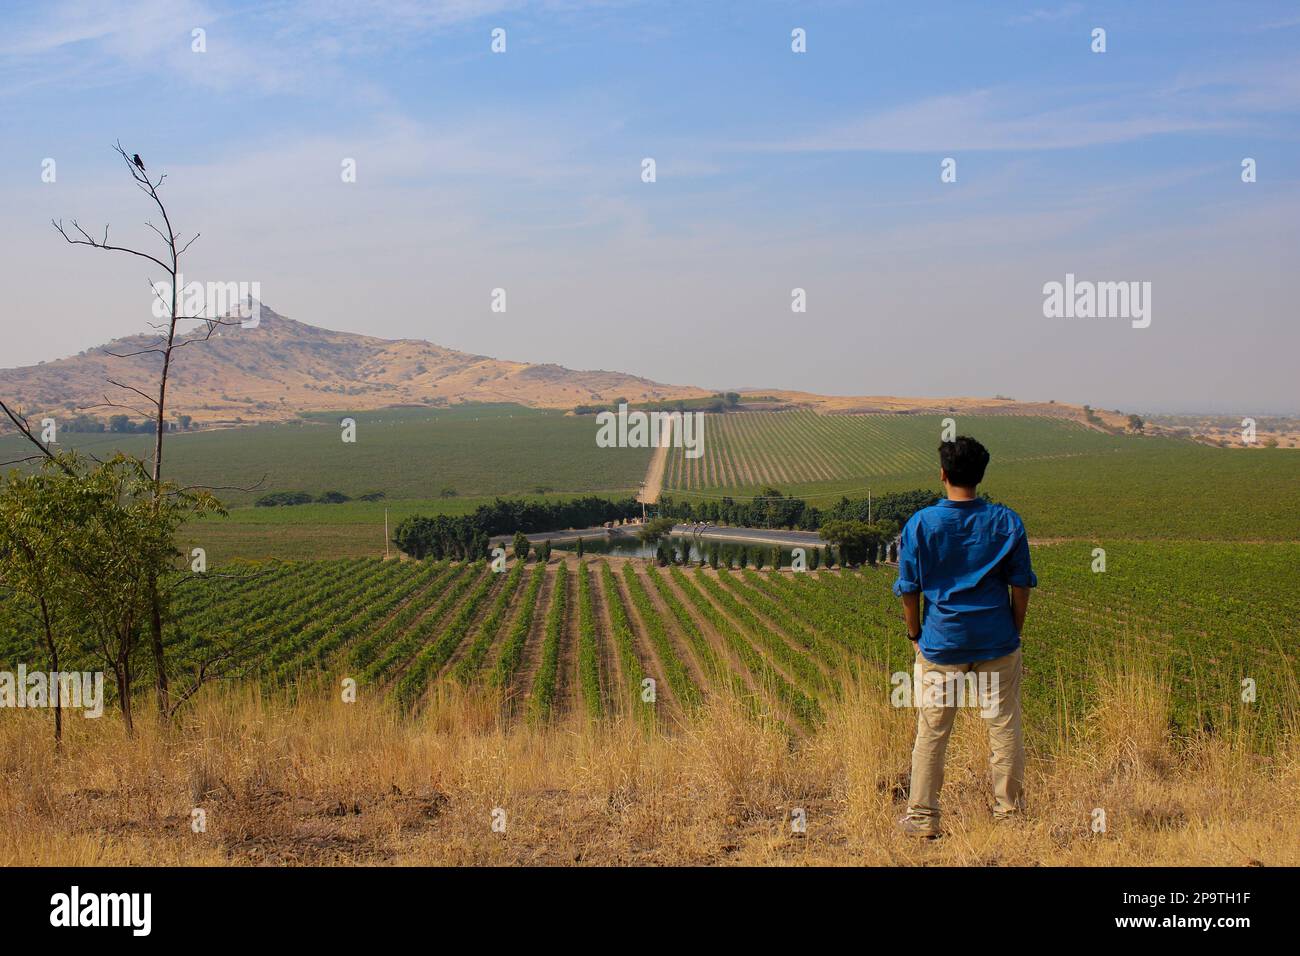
[384,507,389,559]
[868,489,872,524]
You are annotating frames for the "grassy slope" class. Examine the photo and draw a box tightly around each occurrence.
[0,403,649,506]
[6,657,1297,866]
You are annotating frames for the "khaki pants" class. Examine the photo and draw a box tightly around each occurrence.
[906,647,1024,834]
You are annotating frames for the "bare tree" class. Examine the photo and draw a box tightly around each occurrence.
[45,142,244,721]
[1,144,273,735]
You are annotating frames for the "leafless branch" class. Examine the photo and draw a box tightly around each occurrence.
[0,400,75,475]
[171,474,268,495]
[103,347,167,358]
[51,218,172,273]
[86,393,157,419]
[0,455,48,468]
[144,220,171,246]
[164,632,268,718]
[106,379,162,410]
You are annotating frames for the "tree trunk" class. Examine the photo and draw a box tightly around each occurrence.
[148,273,179,724]
[116,659,134,737]
[38,597,61,748]
[149,574,169,722]
[49,640,61,748]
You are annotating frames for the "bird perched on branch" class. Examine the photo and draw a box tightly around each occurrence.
[132,153,146,171]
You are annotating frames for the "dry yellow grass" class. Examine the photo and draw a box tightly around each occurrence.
[1,652,1295,866]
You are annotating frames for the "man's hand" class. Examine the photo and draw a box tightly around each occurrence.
[901,591,921,642]
[1011,585,1031,636]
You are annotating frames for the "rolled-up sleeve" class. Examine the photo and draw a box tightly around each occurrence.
[892,518,921,596]
[1005,522,1038,588]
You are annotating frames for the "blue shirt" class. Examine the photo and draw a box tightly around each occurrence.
[892,497,1037,665]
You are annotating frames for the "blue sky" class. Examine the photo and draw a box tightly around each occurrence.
[2,0,1298,413]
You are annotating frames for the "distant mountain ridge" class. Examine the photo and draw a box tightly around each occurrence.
[0,305,710,423]
[0,305,1141,437]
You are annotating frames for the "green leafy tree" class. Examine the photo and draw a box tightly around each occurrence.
[0,453,223,736]
[513,531,531,563]
[819,520,892,566]
[637,516,676,543]
[0,472,72,744]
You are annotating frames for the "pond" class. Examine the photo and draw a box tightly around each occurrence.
[551,533,813,567]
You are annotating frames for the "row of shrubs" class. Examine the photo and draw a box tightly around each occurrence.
[505,534,893,570]
[255,490,386,507]
[393,496,641,560]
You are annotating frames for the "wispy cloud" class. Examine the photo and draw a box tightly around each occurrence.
[750,88,1237,153]
[0,0,312,95]
[0,0,637,96]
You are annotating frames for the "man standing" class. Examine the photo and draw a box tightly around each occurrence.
[893,436,1037,837]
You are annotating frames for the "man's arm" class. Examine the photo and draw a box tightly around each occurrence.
[1010,585,1030,636]
[901,591,921,640]
[892,516,923,641]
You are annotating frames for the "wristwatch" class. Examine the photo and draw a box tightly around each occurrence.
[907,630,921,643]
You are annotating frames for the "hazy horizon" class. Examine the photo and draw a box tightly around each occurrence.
[3,0,1297,416]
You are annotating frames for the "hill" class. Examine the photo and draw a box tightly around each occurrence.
[0,303,1152,433]
[0,305,710,424]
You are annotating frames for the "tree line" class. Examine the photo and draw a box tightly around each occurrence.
[256,490,386,506]
[392,495,642,560]
[572,392,742,416]
[656,486,940,532]
[41,413,197,434]
[391,487,951,565]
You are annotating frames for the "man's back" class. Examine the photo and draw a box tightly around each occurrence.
[893,497,1037,664]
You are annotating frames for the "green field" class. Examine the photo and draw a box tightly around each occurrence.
[8,407,1296,561]
[178,493,619,563]
[666,411,1121,492]
[4,540,1291,746]
[664,412,1300,541]
[1,403,651,561]
[3,403,1296,749]
[0,403,648,507]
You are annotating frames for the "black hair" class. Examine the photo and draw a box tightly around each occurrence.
[939,435,990,488]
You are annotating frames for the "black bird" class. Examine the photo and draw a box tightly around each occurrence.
[132,153,145,171]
